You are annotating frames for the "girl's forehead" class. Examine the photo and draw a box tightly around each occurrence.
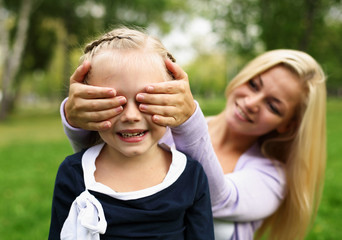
[88,50,167,88]
[92,50,166,74]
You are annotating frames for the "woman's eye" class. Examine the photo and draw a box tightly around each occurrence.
[248,79,258,90]
[268,102,280,115]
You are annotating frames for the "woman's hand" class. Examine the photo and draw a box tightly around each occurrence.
[64,61,127,131]
[136,59,196,127]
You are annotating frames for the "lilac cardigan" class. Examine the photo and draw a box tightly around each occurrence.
[60,99,286,240]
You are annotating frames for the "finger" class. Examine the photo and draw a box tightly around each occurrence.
[86,121,113,131]
[70,83,117,99]
[82,107,123,123]
[165,59,188,81]
[138,81,186,97]
[151,115,176,127]
[75,97,127,112]
[139,104,177,117]
[136,92,180,105]
[70,61,91,84]
[70,107,123,131]
[65,96,126,130]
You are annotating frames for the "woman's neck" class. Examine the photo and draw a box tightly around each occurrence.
[208,112,258,173]
[209,112,257,152]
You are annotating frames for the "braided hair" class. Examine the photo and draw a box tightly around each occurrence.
[81,27,176,63]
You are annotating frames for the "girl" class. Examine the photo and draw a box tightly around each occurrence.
[49,27,214,240]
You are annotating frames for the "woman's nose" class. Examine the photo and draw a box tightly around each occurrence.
[120,102,142,123]
[245,94,263,113]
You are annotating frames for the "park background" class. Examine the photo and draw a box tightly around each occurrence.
[0,0,341,239]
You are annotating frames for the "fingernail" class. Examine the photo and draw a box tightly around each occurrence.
[152,115,159,121]
[118,97,126,104]
[139,104,147,111]
[108,90,115,96]
[136,93,144,101]
[103,121,111,129]
[146,86,154,92]
[114,106,123,113]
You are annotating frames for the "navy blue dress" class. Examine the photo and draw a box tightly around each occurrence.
[49,146,214,240]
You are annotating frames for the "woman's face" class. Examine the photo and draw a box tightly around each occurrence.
[225,65,302,137]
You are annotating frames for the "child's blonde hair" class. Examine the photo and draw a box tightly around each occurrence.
[226,49,326,240]
[80,26,176,82]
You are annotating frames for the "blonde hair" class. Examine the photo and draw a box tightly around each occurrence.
[80,26,176,82]
[226,49,326,240]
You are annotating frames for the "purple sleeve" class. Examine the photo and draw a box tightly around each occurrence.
[171,102,230,208]
[60,98,94,153]
[171,101,286,221]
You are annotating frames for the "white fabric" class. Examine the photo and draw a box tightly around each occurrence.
[60,190,107,240]
[82,143,187,200]
[214,219,234,240]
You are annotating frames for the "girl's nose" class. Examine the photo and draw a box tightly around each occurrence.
[245,94,263,113]
[120,102,142,123]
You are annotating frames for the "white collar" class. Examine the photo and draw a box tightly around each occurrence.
[82,143,187,200]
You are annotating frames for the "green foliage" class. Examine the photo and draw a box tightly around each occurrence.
[185,53,228,97]
[1,0,192,110]
[19,0,189,72]
[196,96,226,116]
[202,0,342,91]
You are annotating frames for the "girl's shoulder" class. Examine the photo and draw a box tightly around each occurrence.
[60,149,86,172]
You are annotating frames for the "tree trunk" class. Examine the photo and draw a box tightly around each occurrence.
[0,0,32,120]
[299,0,319,51]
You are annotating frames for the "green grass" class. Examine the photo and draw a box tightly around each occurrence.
[0,98,341,239]
[306,97,342,240]
[0,109,73,239]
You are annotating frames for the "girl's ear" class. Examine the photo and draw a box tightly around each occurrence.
[277,119,298,134]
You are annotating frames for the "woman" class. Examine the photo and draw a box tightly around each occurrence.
[61,49,326,240]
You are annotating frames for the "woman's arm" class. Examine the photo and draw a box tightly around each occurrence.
[172,108,286,220]
[171,105,230,209]
[139,61,285,220]
[60,98,94,153]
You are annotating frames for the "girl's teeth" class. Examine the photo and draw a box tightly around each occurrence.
[121,132,144,138]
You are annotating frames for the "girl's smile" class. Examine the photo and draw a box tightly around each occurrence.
[117,129,148,143]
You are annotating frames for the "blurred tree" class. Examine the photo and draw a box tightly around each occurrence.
[0,0,32,119]
[200,0,342,91]
[185,53,227,97]
[0,0,189,120]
